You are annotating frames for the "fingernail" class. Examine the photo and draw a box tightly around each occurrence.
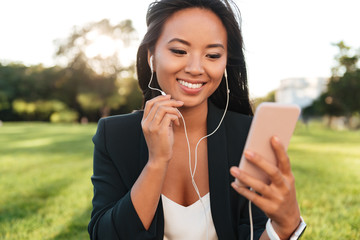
[230,166,238,175]
[244,150,254,159]
[177,101,184,105]
[273,136,280,143]
[231,182,240,189]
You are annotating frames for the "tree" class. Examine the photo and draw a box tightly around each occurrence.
[54,19,141,120]
[302,92,344,127]
[0,62,79,122]
[252,90,276,111]
[0,19,143,122]
[0,63,26,120]
[304,41,360,129]
[0,63,56,120]
[331,41,359,76]
[328,42,360,117]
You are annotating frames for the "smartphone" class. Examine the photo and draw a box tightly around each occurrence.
[236,102,301,186]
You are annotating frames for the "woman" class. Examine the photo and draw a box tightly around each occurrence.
[88,0,306,239]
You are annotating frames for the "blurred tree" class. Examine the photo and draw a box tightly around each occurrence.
[0,63,27,120]
[12,99,78,122]
[328,41,360,117]
[0,63,64,120]
[331,41,359,76]
[303,41,360,128]
[54,19,141,120]
[251,90,276,111]
[302,92,344,127]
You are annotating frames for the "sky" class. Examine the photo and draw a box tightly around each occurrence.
[1,0,360,97]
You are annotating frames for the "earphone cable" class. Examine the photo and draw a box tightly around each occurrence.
[188,71,230,240]
[249,199,254,240]
[148,67,229,240]
[191,73,230,179]
[148,70,163,95]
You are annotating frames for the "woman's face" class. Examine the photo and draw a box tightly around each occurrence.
[150,7,228,108]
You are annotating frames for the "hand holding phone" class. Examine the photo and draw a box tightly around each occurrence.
[235,102,300,186]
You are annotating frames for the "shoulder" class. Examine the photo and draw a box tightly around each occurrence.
[93,110,144,149]
[208,101,252,166]
[208,100,252,134]
[224,109,252,133]
[97,110,144,136]
[223,109,252,154]
[99,110,143,129]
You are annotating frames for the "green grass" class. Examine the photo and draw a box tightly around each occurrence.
[0,122,97,240]
[290,122,360,239]
[0,121,359,239]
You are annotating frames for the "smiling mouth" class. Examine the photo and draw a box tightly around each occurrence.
[178,80,204,89]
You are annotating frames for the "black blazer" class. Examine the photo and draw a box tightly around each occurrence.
[88,102,267,240]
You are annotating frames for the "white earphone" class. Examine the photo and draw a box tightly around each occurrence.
[149,55,154,71]
[148,55,166,96]
[147,56,230,240]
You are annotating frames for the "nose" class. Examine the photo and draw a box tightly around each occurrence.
[184,54,205,76]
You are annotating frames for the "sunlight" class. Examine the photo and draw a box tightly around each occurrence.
[83,30,136,70]
[85,35,117,59]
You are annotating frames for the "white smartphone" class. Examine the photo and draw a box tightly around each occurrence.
[236,102,301,186]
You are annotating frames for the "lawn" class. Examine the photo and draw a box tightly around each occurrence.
[0,122,97,240]
[290,122,360,239]
[0,121,359,239]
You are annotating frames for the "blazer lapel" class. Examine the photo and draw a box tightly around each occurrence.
[137,104,237,239]
[207,102,236,240]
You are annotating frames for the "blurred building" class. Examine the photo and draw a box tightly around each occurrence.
[275,77,328,108]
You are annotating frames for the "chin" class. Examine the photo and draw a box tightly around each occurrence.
[180,97,208,109]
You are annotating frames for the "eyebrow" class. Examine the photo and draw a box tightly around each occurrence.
[168,38,225,49]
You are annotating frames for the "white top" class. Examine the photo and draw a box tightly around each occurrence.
[161,193,218,240]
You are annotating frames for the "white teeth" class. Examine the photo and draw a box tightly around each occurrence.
[178,80,203,89]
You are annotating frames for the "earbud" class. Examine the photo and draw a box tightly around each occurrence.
[224,68,230,94]
[148,55,166,96]
[149,56,154,72]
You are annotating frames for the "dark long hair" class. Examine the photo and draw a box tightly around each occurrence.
[136,0,253,115]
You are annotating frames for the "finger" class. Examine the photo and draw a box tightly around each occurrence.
[146,113,179,138]
[271,136,292,174]
[244,151,285,187]
[151,105,182,126]
[175,116,181,126]
[144,99,183,125]
[143,95,171,118]
[159,113,180,132]
[231,181,273,211]
[230,167,271,198]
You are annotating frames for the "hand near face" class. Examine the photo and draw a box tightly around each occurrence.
[230,137,301,239]
[141,95,184,165]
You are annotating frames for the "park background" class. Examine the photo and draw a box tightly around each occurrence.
[0,0,359,239]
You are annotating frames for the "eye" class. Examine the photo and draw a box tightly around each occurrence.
[170,49,187,55]
[206,53,221,59]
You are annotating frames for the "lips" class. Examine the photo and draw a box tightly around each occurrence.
[177,79,204,89]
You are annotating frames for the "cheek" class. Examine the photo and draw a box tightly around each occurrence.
[155,54,182,83]
[159,60,180,75]
[208,62,227,85]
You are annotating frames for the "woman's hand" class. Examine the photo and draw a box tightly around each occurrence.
[142,95,184,166]
[230,136,301,239]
